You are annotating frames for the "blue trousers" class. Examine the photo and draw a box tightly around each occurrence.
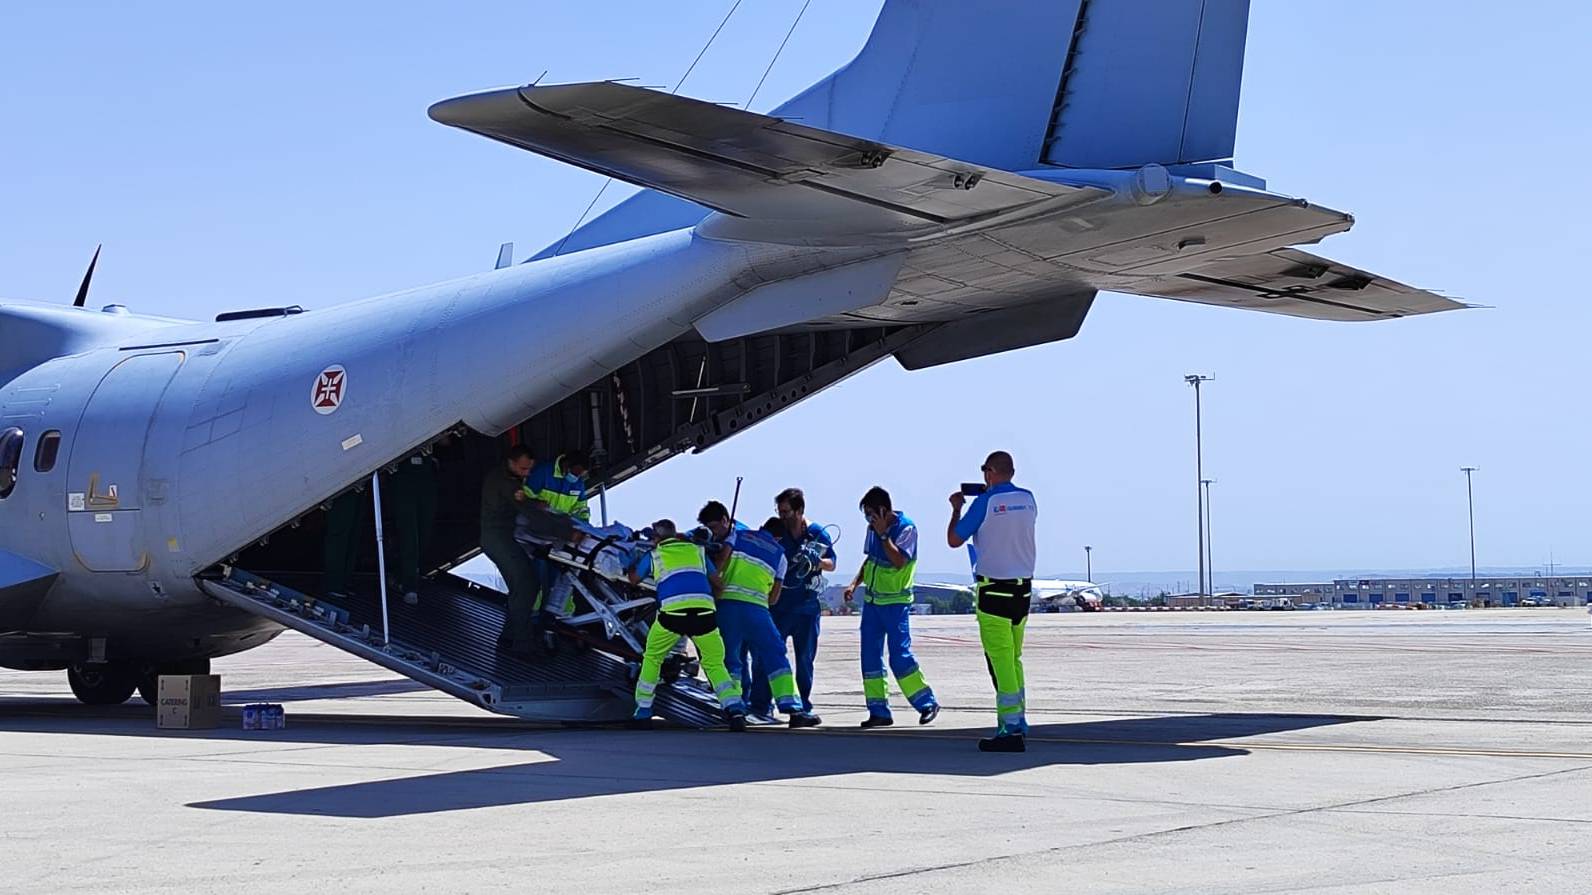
[747,610,820,714]
[719,600,800,712]
[859,601,936,719]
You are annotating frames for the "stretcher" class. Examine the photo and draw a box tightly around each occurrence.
[513,516,662,661]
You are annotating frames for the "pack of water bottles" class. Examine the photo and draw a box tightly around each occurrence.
[241,703,286,730]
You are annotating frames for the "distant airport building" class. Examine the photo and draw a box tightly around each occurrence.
[1253,577,1592,607]
[1166,593,1246,609]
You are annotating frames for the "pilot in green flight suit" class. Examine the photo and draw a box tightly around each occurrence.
[480,446,542,656]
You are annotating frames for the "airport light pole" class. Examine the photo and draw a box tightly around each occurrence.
[1084,545,1092,582]
[1201,478,1214,597]
[1461,466,1479,588]
[1186,374,1214,595]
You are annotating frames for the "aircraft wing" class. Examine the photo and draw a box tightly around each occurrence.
[429,82,1108,243]
[1125,248,1467,321]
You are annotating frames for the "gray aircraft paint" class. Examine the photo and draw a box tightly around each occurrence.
[0,0,1463,679]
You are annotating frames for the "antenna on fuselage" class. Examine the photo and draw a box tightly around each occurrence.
[72,244,101,308]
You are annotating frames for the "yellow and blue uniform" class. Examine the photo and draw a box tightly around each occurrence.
[717,529,801,714]
[859,512,937,720]
[632,540,744,720]
[523,455,589,617]
[523,454,590,520]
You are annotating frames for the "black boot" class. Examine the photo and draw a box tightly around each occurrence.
[788,711,821,729]
[531,612,560,656]
[727,712,747,733]
[978,732,1026,753]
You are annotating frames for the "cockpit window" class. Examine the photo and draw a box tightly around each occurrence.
[34,430,61,473]
[0,427,24,499]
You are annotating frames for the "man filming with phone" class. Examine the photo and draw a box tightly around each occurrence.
[947,450,1039,753]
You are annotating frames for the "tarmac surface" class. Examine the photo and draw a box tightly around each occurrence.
[4,608,1592,893]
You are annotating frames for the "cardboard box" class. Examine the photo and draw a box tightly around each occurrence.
[157,674,221,729]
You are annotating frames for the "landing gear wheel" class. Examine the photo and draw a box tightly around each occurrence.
[67,663,139,706]
[136,658,212,706]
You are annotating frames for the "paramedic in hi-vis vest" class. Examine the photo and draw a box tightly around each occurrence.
[842,487,940,729]
[627,519,747,731]
[714,517,820,729]
[523,448,591,629]
[947,450,1039,753]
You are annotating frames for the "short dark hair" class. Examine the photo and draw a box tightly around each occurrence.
[505,446,532,463]
[859,486,892,513]
[984,450,1014,475]
[652,519,678,539]
[561,448,590,470]
[697,500,730,525]
[775,487,805,513]
[761,516,784,536]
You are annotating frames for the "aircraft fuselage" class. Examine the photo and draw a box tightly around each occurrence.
[0,230,834,666]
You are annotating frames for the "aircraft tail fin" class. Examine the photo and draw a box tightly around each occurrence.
[522,0,1252,258]
[1039,0,1252,170]
[780,0,1251,172]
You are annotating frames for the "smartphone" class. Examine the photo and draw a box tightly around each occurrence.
[961,482,986,497]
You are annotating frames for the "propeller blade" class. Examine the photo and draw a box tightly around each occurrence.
[72,244,101,308]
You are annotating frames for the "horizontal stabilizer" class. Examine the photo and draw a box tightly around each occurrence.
[1130,249,1468,321]
[429,82,1106,245]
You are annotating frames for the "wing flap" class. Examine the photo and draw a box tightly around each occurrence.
[1127,248,1467,321]
[429,82,1106,243]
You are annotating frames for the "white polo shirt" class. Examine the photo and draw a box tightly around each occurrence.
[954,482,1038,580]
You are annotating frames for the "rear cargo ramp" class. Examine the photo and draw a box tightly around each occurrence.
[198,568,728,728]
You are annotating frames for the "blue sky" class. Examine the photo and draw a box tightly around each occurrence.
[3,2,1588,578]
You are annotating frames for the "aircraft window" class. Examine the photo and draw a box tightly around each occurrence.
[0,427,23,499]
[34,430,61,473]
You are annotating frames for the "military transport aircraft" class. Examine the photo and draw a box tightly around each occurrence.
[0,0,1464,724]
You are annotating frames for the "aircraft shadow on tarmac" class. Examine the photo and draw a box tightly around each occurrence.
[0,701,1362,817]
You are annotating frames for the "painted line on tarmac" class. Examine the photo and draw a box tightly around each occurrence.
[780,727,1592,760]
[1115,739,1592,760]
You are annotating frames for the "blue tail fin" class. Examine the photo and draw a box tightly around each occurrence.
[534,0,1252,258]
[1041,0,1251,169]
